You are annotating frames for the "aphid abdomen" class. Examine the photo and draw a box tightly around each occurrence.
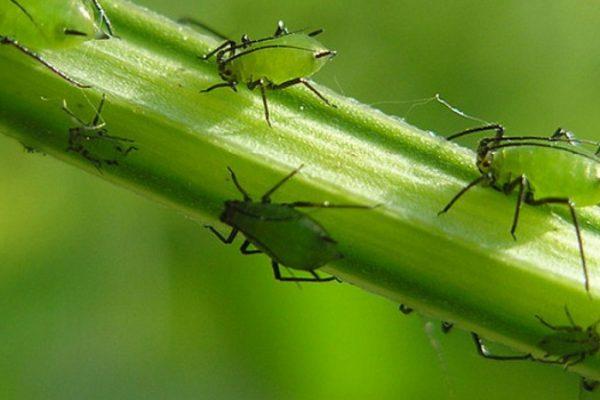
[492,146,600,205]
[229,34,332,85]
[226,203,342,270]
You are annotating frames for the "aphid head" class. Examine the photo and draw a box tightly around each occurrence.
[221,200,244,224]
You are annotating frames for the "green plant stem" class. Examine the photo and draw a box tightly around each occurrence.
[1,0,599,380]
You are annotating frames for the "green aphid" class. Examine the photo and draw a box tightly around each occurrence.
[197,20,337,126]
[205,165,372,282]
[0,0,114,87]
[439,124,600,292]
[471,307,599,393]
[62,94,137,171]
[535,306,600,367]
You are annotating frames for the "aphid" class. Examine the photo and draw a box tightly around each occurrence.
[198,20,337,126]
[535,306,599,367]
[471,307,599,390]
[439,124,600,292]
[0,0,115,87]
[62,94,137,170]
[205,165,372,282]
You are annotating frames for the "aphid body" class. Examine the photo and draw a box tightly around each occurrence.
[206,166,371,282]
[440,125,600,292]
[536,308,600,366]
[200,21,336,126]
[1,0,113,86]
[222,200,342,271]
[63,94,137,170]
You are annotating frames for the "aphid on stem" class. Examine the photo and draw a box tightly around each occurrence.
[439,124,600,293]
[184,19,337,126]
[0,0,115,87]
[205,165,374,282]
[62,94,137,171]
[471,306,599,392]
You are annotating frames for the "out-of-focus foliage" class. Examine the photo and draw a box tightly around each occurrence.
[1,1,598,398]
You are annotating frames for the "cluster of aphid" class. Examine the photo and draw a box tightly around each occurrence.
[3,0,599,392]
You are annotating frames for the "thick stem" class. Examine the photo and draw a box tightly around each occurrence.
[0,0,599,380]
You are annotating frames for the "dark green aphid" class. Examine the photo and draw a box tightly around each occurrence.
[0,0,115,87]
[205,165,372,282]
[439,125,600,292]
[196,20,337,126]
[62,94,137,170]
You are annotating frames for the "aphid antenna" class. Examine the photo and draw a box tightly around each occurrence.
[226,167,252,201]
[487,141,599,163]
[0,37,91,88]
[445,124,505,141]
[260,164,304,203]
[434,94,491,126]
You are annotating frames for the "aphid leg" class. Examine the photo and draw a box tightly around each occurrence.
[551,127,576,144]
[527,197,589,292]
[438,175,488,215]
[259,84,271,127]
[89,0,115,37]
[0,36,91,88]
[205,226,239,244]
[274,21,289,37]
[226,167,252,201]
[240,240,262,255]
[399,304,414,315]
[271,78,336,108]
[502,175,528,240]
[308,29,324,37]
[260,165,304,203]
[441,322,454,333]
[271,261,336,282]
[201,81,238,93]
[471,333,533,361]
[445,124,504,141]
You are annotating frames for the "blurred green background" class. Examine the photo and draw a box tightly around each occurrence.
[1,0,599,398]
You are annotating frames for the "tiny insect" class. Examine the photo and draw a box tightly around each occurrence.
[0,0,115,87]
[471,307,599,391]
[62,94,137,170]
[192,19,337,126]
[205,165,373,282]
[439,124,600,292]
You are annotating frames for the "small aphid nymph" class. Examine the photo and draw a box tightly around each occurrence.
[205,165,373,282]
[0,0,115,87]
[439,124,600,292]
[194,20,337,126]
[63,94,137,170]
[471,307,599,391]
